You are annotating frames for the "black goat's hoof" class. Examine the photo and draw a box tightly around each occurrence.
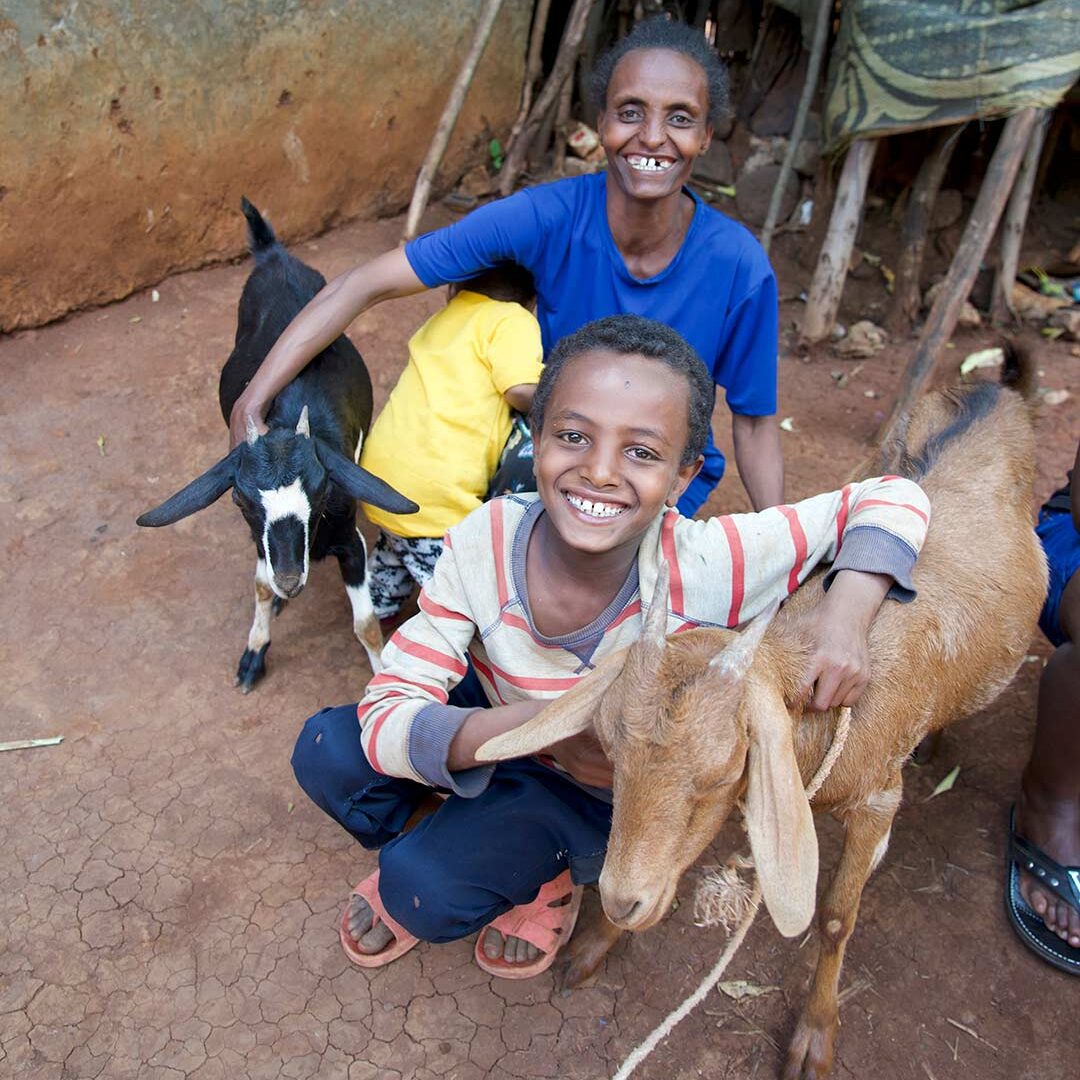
[235,644,270,692]
[271,596,287,617]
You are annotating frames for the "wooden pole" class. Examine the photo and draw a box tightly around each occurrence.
[761,0,831,254]
[507,0,554,154]
[886,124,964,336]
[990,108,1051,325]
[799,138,878,344]
[402,0,506,242]
[551,60,577,179]
[879,108,1039,441]
[499,0,598,196]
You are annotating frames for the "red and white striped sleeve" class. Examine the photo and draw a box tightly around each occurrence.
[692,474,930,626]
[358,535,482,788]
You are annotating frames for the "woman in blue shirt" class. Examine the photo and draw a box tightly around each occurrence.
[230,18,783,516]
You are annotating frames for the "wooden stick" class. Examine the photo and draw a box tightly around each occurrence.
[508,0,554,153]
[799,138,878,344]
[761,0,831,254]
[499,0,598,196]
[879,108,1039,442]
[402,0,506,242]
[990,108,1051,325]
[551,58,577,179]
[887,124,964,336]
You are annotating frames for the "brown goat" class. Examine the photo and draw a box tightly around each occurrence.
[477,360,1047,1079]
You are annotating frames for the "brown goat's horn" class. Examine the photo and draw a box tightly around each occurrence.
[709,598,780,680]
[295,405,310,438]
[245,414,261,447]
[643,561,671,648]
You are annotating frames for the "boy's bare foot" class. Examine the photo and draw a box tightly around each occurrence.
[480,927,540,964]
[345,893,397,954]
[344,894,540,963]
[1015,786,1080,948]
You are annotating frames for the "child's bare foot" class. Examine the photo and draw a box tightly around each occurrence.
[1016,786,1080,947]
[345,893,397,954]
[480,927,540,965]
[344,893,539,964]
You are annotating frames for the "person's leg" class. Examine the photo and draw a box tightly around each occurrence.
[292,703,431,844]
[377,759,610,963]
[292,704,434,954]
[1016,563,1080,949]
[399,535,445,592]
[367,531,414,620]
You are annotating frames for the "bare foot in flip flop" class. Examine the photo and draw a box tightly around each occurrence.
[474,871,583,978]
[344,890,553,967]
[480,926,541,965]
[1016,786,1080,948]
[346,893,397,955]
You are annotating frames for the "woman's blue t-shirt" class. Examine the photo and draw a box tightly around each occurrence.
[404,173,778,513]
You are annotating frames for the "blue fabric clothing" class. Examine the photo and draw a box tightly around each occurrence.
[405,173,779,515]
[291,704,611,943]
[1036,506,1080,647]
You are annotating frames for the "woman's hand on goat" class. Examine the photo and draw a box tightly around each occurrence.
[792,570,892,712]
[546,730,614,789]
[229,395,269,449]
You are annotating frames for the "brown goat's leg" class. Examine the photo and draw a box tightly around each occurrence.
[562,905,624,988]
[782,790,900,1080]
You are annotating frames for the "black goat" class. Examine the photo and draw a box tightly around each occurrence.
[138,198,417,690]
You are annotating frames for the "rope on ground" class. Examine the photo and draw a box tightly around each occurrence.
[611,707,852,1080]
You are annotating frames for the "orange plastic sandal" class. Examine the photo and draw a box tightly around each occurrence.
[474,869,583,980]
[339,869,419,968]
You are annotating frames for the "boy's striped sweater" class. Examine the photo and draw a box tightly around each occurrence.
[359,478,930,797]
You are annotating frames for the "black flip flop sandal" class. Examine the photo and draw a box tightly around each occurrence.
[1006,805,1080,976]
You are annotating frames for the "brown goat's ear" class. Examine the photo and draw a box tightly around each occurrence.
[643,560,671,648]
[474,647,629,762]
[742,676,818,937]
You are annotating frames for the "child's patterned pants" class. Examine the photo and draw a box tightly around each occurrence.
[367,531,444,618]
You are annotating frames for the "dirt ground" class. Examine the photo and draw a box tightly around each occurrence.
[1,202,1077,1080]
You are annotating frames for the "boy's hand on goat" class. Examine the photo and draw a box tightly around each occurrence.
[546,730,614,789]
[791,570,892,712]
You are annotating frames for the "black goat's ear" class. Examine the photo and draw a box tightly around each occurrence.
[315,439,419,516]
[136,447,242,527]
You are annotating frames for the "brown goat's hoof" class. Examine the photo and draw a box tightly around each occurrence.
[782,1014,837,1080]
[560,909,623,990]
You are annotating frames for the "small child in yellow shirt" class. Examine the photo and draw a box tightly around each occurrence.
[361,264,542,620]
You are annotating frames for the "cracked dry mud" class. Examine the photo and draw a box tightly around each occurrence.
[1,208,1076,1080]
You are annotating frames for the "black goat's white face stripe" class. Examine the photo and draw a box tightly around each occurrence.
[259,478,311,592]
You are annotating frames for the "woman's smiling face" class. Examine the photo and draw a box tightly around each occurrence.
[533,349,702,557]
[599,48,713,202]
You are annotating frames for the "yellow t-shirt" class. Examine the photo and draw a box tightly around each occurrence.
[361,290,543,538]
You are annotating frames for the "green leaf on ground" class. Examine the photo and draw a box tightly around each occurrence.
[928,765,960,799]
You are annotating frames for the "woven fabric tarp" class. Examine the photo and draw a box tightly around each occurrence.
[823,0,1080,151]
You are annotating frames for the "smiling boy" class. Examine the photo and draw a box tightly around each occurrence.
[291,316,931,977]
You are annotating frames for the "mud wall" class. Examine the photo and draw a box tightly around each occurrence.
[0,1,530,331]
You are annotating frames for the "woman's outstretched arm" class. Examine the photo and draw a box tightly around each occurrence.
[228,246,426,447]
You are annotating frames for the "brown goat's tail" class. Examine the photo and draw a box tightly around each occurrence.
[999,336,1039,402]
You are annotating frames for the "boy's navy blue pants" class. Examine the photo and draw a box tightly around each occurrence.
[291,702,612,943]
